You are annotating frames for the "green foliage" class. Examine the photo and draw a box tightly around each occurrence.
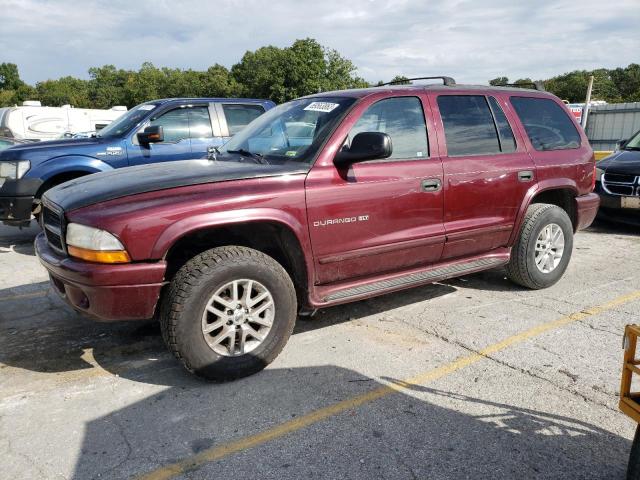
[0,38,367,108]
[231,38,367,103]
[0,63,36,105]
[36,76,91,108]
[489,76,509,86]
[2,44,639,109]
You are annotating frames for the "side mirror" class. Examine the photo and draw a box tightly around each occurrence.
[334,132,392,167]
[137,125,164,144]
[615,139,627,151]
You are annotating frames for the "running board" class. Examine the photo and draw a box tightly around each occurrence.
[316,250,510,305]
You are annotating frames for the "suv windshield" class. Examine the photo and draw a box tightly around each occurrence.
[96,104,157,139]
[219,97,356,166]
[624,131,640,150]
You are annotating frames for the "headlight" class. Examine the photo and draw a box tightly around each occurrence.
[66,223,131,263]
[0,160,30,179]
[595,167,604,182]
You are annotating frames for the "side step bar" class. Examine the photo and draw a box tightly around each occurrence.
[313,249,510,306]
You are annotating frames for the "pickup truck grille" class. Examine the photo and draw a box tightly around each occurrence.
[42,202,66,254]
[602,173,639,197]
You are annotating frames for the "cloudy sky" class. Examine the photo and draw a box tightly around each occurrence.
[1,0,638,86]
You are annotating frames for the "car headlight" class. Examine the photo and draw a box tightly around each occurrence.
[65,223,131,263]
[0,160,30,179]
[595,167,604,182]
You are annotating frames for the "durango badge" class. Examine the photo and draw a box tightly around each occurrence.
[313,215,369,227]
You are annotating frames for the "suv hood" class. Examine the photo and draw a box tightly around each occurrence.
[45,159,307,212]
[598,149,640,175]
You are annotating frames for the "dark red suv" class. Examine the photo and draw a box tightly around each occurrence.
[35,78,600,380]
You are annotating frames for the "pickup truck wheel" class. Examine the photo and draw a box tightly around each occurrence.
[160,246,297,381]
[505,203,573,289]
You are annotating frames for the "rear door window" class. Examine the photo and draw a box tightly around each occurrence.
[222,104,266,135]
[510,97,580,151]
[437,95,501,156]
[349,96,429,160]
[488,97,517,153]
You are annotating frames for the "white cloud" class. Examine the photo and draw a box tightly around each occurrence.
[0,0,638,86]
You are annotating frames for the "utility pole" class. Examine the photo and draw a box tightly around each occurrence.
[581,75,594,129]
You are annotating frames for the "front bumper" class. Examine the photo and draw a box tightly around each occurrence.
[35,233,167,321]
[0,177,42,224]
[595,182,640,226]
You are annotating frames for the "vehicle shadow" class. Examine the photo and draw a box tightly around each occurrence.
[64,365,630,480]
[438,267,527,293]
[588,218,639,237]
[0,281,455,384]
[0,221,38,256]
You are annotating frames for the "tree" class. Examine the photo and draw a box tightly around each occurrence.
[232,38,368,103]
[489,76,509,86]
[35,76,91,107]
[201,64,240,97]
[610,64,640,102]
[0,63,36,106]
[88,65,130,108]
[0,63,23,90]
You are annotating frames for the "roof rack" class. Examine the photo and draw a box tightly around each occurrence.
[379,76,456,87]
[495,81,546,92]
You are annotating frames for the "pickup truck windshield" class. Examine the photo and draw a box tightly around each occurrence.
[219,97,356,166]
[96,104,157,139]
[624,131,640,150]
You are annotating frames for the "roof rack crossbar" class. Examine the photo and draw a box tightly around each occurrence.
[495,81,546,92]
[380,76,456,87]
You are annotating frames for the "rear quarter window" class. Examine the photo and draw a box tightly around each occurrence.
[510,97,580,151]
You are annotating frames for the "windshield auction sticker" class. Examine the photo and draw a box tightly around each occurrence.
[304,102,340,113]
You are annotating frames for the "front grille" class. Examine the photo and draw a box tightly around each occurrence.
[605,173,635,184]
[42,202,66,254]
[602,172,640,197]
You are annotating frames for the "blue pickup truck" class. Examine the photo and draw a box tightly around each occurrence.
[0,97,274,225]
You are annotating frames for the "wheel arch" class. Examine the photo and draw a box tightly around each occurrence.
[157,212,313,309]
[33,156,114,199]
[510,180,579,245]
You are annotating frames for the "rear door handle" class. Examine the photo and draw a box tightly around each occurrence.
[421,178,442,192]
[518,170,534,182]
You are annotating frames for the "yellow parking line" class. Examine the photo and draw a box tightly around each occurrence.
[0,289,49,302]
[136,289,640,480]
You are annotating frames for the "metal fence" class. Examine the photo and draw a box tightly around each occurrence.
[585,102,640,151]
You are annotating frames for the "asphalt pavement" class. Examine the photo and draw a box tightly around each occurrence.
[1,219,639,479]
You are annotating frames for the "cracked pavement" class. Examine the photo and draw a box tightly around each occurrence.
[1,219,639,479]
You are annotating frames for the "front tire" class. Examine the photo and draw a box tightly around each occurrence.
[160,246,297,381]
[506,203,573,289]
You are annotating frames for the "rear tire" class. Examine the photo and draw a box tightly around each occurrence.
[160,246,297,381]
[505,203,573,289]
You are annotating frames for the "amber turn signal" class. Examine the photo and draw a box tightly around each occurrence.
[67,245,131,264]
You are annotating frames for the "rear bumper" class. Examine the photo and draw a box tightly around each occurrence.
[35,233,167,321]
[574,192,600,231]
[594,182,640,226]
[0,177,42,224]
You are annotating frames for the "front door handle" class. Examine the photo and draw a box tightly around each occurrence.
[518,170,534,182]
[421,178,442,192]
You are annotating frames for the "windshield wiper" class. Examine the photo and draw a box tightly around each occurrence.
[226,149,269,165]
[623,146,640,151]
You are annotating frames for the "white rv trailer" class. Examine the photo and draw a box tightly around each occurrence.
[0,101,127,140]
